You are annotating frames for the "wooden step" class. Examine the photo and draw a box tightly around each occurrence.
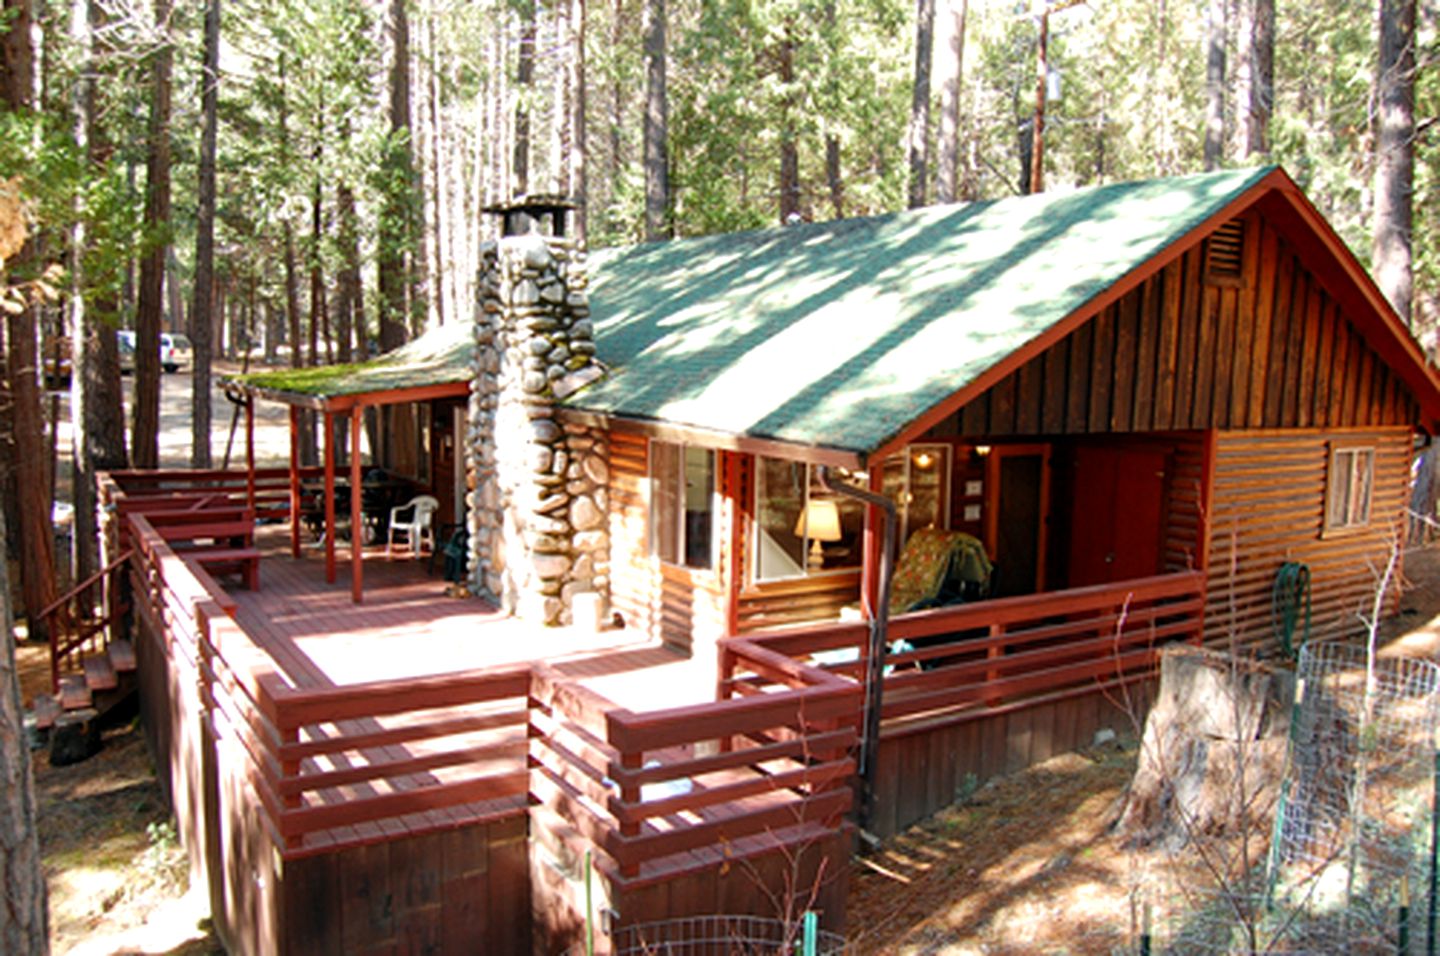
[108,638,136,673]
[58,674,92,711]
[83,654,118,692]
[31,694,60,730]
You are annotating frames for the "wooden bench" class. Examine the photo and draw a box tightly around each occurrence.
[189,547,261,590]
[154,515,255,550]
[150,509,260,590]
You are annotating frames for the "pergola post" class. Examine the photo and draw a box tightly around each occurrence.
[288,406,301,559]
[324,411,336,584]
[351,405,364,603]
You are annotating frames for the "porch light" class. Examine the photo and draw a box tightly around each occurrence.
[975,444,992,457]
[914,451,935,469]
[795,499,843,570]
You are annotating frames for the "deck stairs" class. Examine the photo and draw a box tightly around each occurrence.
[29,551,139,733]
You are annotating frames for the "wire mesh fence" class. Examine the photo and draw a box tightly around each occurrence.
[1150,640,1440,954]
[597,915,845,956]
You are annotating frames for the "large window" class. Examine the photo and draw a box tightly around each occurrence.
[651,441,716,570]
[1325,445,1375,531]
[753,459,864,581]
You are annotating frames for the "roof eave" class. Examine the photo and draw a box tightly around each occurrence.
[559,407,866,470]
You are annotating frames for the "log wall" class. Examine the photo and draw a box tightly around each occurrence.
[1203,427,1413,654]
[607,428,729,654]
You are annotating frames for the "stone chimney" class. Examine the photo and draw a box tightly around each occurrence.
[466,197,609,626]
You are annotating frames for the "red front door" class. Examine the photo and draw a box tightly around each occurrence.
[1067,445,1168,588]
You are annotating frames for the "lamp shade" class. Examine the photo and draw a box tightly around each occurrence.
[794,498,842,542]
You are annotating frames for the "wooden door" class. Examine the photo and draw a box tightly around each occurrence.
[1067,445,1168,588]
[985,444,1051,597]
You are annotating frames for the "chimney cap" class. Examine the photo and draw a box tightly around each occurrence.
[483,194,579,238]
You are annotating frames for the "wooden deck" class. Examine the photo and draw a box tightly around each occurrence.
[229,525,718,712]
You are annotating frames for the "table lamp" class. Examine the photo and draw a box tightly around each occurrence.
[795,499,842,570]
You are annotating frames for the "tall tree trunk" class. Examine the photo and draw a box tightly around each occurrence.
[277,52,303,367]
[1247,0,1273,157]
[190,0,220,469]
[1203,0,1226,170]
[935,0,967,203]
[514,0,536,195]
[283,223,302,366]
[907,0,935,208]
[570,0,587,242]
[3,0,59,651]
[1028,5,1049,194]
[0,502,47,955]
[70,0,129,582]
[378,0,412,351]
[609,0,624,212]
[335,181,358,363]
[642,0,669,240]
[132,0,172,468]
[778,28,800,223]
[1373,0,1416,324]
[425,14,445,327]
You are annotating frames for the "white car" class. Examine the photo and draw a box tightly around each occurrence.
[117,330,191,374]
[160,333,192,373]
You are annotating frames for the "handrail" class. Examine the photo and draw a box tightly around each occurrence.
[45,548,135,694]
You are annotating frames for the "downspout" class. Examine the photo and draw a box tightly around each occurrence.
[818,465,897,836]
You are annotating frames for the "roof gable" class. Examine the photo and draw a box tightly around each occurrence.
[570,166,1278,455]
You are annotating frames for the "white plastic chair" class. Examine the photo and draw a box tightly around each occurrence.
[386,495,439,558]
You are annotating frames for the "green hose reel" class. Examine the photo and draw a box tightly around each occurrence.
[1272,561,1312,660]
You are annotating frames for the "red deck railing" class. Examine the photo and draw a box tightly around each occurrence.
[123,492,860,883]
[728,570,1206,730]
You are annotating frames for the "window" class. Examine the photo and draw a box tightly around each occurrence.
[879,444,952,544]
[753,458,864,581]
[651,441,716,570]
[1325,445,1375,531]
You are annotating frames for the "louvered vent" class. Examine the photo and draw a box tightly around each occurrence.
[1204,219,1245,285]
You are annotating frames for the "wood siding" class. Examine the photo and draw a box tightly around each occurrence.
[1203,427,1412,653]
[952,215,1418,438]
[606,427,729,653]
[1163,433,1208,573]
[736,571,862,633]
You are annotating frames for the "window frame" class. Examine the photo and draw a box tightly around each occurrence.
[649,440,718,572]
[1323,444,1375,534]
[750,458,864,584]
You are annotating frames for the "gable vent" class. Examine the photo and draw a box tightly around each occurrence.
[1204,219,1245,285]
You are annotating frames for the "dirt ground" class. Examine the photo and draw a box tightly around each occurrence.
[844,545,1440,955]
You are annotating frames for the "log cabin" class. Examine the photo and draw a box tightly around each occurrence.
[108,164,1439,952]
[561,165,1440,667]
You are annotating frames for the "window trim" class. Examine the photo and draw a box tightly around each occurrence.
[1323,443,1375,534]
[649,440,718,572]
[749,458,863,584]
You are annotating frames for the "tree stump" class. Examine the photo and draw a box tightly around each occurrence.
[1114,646,1294,850]
[49,708,101,767]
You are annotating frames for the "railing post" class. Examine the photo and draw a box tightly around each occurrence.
[986,623,1005,706]
[618,749,642,878]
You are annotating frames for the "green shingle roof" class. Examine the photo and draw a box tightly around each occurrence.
[567,166,1275,456]
[234,320,473,401]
